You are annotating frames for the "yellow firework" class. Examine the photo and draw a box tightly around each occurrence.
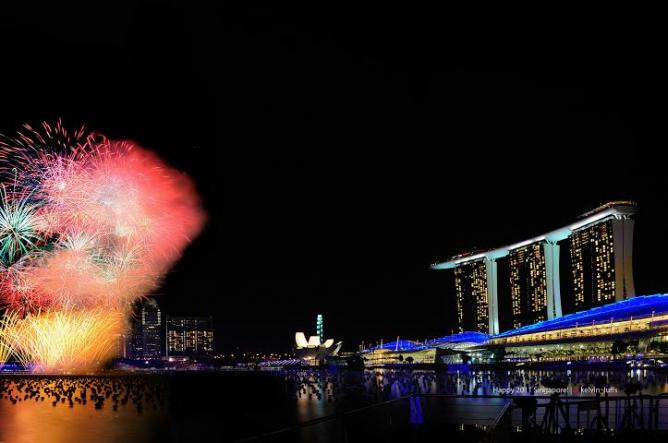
[3,308,125,372]
[0,310,21,364]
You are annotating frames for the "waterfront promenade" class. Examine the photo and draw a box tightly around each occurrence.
[2,368,668,442]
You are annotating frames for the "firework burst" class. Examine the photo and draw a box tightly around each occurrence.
[4,308,124,372]
[0,310,21,365]
[0,121,205,371]
[0,186,43,266]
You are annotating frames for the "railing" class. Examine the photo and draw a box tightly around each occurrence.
[236,395,413,443]
[510,392,668,434]
[237,393,668,442]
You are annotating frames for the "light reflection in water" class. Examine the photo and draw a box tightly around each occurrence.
[282,368,668,405]
[0,369,666,442]
[0,376,167,443]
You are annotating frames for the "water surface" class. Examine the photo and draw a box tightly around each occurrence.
[2,368,667,442]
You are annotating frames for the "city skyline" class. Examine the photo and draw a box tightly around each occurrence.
[1,4,664,352]
[125,298,216,359]
[1,4,663,443]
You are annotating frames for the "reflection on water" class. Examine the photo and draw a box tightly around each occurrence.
[290,371,337,422]
[0,376,167,443]
[1,369,668,442]
[282,368,668,408]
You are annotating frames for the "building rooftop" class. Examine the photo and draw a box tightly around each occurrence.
[363,295,668,353]
[579,200,637,218]
[366,340,427,352]
[426,331,489,346]
[431,201,637,270]
[366,332,489,353]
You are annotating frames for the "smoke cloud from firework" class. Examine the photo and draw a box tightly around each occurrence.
[0,121,205,371]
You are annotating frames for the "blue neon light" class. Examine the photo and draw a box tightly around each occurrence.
[426,331,489,345]
[367,340,428,352]
[492,294,668,339]
[367,332,488,352]
[364,295,668,353]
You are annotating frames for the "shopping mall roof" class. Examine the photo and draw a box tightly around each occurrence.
[364,295,668,353]
[493,294,668,339]
[431,201,637,270]
[366,332,489,353]
[426,331,489,346]
[366,340,427,352]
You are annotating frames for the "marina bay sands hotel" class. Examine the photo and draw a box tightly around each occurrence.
[431,201,637,335]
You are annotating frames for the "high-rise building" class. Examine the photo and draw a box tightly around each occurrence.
[142,299,162,359]
[114,333,129,359]
[129,298,162,359]
[570,212,635,310]
[454,260,489,333]
[433,201,636,333]
[130,315,143,359]
[166,316,214,358]
[316,314,324,343]
[509,243,548,329]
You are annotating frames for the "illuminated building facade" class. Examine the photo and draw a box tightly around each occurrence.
[360,295,668,366]
[509,243,548,329]
[141,299,162,359]
[487,294,668,348]
[433,201,637,334]
[316,314,324,343]
[116,333,130,359]
[294,332,342,364]
[130,315,143,359]
[570,214,635,310]
[363,347,442,367]
[361,333,488,367]
[454,260,489,333]
[166,316,214,358]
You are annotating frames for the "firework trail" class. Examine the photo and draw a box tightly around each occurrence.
[4,308,124,372]
[0,310,21,365]
[0,121,205,371]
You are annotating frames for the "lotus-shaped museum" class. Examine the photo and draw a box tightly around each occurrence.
[294,332,342,363]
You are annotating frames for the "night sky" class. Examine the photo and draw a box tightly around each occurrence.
[1,4,664,352]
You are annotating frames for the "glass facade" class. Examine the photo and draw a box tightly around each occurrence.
[130,315,143,359]
[509,243,548,329]
[141,299,162,359]
[454,260,489,333]
[570,219,616,310]
[130,298,162,359]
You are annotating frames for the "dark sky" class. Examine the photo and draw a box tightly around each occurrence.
[0,3,665,352]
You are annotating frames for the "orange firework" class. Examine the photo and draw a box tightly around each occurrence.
[0,122,205,372]
[3,308,125,373]
[0,310,21,365]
